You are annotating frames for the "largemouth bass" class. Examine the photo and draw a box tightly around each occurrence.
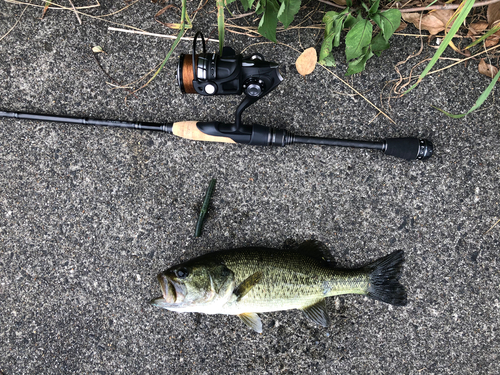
[151,241,406,333]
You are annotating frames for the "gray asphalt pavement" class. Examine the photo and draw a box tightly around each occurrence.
[0,1,499,374]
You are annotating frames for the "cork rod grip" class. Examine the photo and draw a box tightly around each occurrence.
[172,121,236,143]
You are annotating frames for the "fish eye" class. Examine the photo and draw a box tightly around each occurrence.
[176,267,189,279]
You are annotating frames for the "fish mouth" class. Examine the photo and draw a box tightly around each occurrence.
[157,273,185,304]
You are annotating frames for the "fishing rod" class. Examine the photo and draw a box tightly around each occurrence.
[0,32,433,161]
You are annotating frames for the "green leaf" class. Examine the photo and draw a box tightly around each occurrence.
[239,0,255,11]
[405,0,476,93]
[433,69,500,118]
[377,9,401,41]
[368,0,380,16]
[345,19,373,61]
[346,46,374,75]
[371,32,390,56]
[255,0,264,14]
[277,0,301,29]
[257,0,280,42]
[319,53,336,66]
[323,10,339,26]
[344,13,358,29]
[319,10,347,63]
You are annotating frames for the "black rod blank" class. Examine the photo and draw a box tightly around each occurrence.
[0,111,173,133]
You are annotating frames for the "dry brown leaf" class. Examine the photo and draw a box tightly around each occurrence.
[402,10,455,35]
[478,58,499,80]
[296,47,317,77]
[487,2,500,26]
[486,31,500,47]
[330,0,347,5]
[467,21,489,37]
[396,21,407,33]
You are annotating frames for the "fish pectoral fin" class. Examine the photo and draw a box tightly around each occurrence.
[238,312,263,333]
[233,271,263,301]
[300,299,330,327]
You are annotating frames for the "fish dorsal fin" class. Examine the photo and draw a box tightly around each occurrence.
[238,312,262,333]
[295,240,336,267]
[300,299,330,327]
[233,271,263,301]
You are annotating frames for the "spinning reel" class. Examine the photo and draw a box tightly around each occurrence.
[177,32,283,132]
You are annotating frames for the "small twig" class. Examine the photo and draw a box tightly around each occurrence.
[227,11,255,20]
[195,179,217,238]
[0,1,30,42]
[399,0,500,13]
[108,27,219,43]
[317,0,347,10]
[67,0,82,24]
[320,64,396,124]
[318,0,500,13]
[485,218,500,234]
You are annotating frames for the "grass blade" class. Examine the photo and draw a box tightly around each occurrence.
[131,0,187,94]
[466,23,500,49]
[433,68,500,118]
[404,0,476,94]
[217,0,225,54]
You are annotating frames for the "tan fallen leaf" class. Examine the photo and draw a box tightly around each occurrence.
[402,10,455,35]
[330,0,347,5]
[92,46,104,53]
[478,58,499,80]
[467,22,489,37]
[487,2,500,26]
[296,47,317,77]
[486,31,500,47]
[396,21,408,33]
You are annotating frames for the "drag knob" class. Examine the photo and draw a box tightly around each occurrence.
[243,78,264,97]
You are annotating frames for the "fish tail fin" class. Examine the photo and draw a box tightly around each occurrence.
[365,250,407,306]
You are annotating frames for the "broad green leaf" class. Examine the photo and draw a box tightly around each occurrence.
[319,10,347,63]
[225,0,237,4]
[434,69,500,118]
[278,0,301,29]
[371,13,382,30]
[332,16,347,48]
[255,0,264,14]
[239,0,255,11]
[405,0,476,93]
[323,10,339,27]
[368,0,380,16]
[346,46,374,75]
[378,9,401,41]
[320,53,336,66]
[345,19,373,61]
[371,32,390,56]
[257,0,280,42]
[344,13,358,29]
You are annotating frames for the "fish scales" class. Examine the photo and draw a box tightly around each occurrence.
[218,249,369,313]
